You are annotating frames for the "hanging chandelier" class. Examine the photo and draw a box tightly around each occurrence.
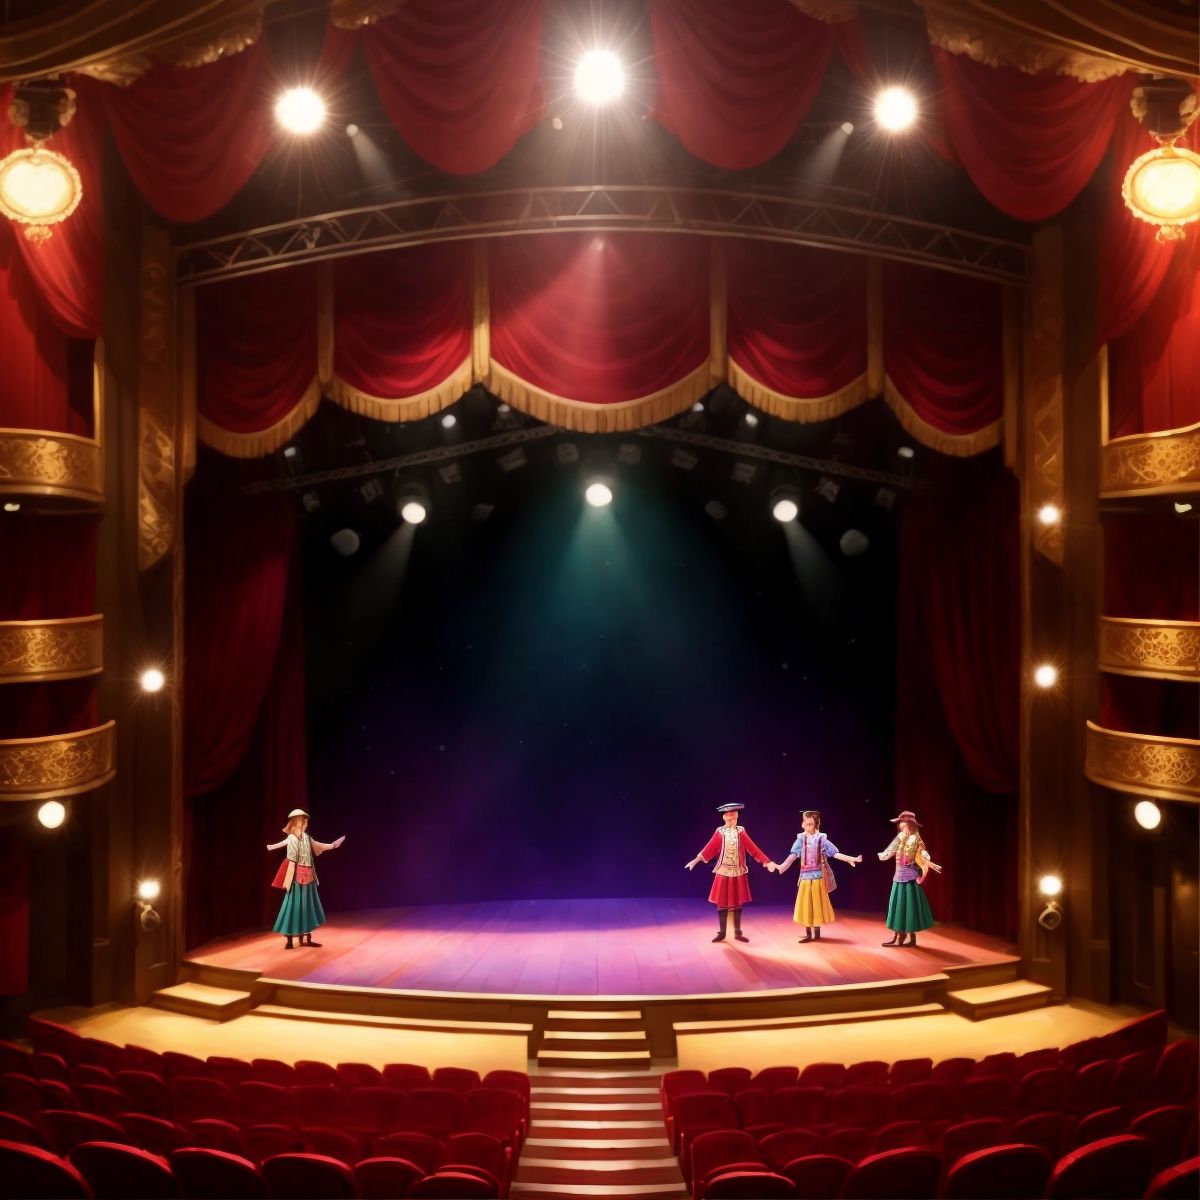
[0,80,82,242]
[1122,79,1200,243]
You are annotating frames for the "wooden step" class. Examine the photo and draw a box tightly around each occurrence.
[530,1120,666,1140]
[945,979,1054,1020]
[673,1001,944,1036]
[532,1068,659,1083]
[512,1184,687,1198]
[249,1002,532,1036]
[542,1029,649,1053]
[523,1139,671,1159]
[536,1048,654,1070]
[545,1010,645,1032]
[517,1160,682,1185]
[150,982,254,1022]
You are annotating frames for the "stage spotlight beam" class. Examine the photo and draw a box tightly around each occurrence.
[574,50,625,105]
[772,497,798,523]
[275,87,326,134]
[585,481,613,508]
[874,86,917,132]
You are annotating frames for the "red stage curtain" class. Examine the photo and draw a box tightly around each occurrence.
[883,260,1003,454]
[1104,515,1200,622]
[331,242,474,419]
[893,454,1019,939]
[931,47,1131,223]
[102,42,273,224]
[196,264,320,456]
[488,233,710,430]
[1107,237,1200,438]
[650,0,843,170]
[184,481,296,799]
[361,0,543,176]
[726,240,868,418]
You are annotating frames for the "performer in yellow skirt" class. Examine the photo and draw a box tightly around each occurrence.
[771,810,862,943]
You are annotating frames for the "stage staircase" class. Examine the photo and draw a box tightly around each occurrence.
[511,1068,687,1200]
[535,1009,653,1071]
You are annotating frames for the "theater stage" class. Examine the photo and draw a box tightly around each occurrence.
[175,899,1026,1062]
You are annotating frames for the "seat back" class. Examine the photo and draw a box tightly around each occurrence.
[758,1129,817,1171]
[894,1080,951,1122]
[354,1156,425,1200]
[260,1152,356,1198]
[1016,1066,1067,1113]
[461,1087,522,1140]
[1145,1155,1200,1200]
[0,1137,93,1198]
[409,1169,498,1198]
[1130,1105,1197,1173]
[772,1087,826,1127]
[1046,1134,1153,1200]
[188,1119,246,1156]
[347,1086,400,1133]
[407,1087,464,1136]
[432,1067,481,1094]
[826,1127,872,1163]
[249,1059,294,1087]
[243,1124,304,1164]
[873,1120,929,1153]
[691,1129,761,1189]
[938,1118,1008,1168]
[930,1058,974,1086]
[441,1131,507,1181]
[170,1147,265,1199]
[114,1114,183,1157]
[373,1131,441,1172]
[335,1062,384,1090]
[844,1062,889,1088]
[797,1063,844,1090]
[702,1169,795,1198]
[1104,1050,1156,1107]
[301,1126,361,1165]
[841,1147,941,1200]
[170,1077,232,1122]
[943,1143,1051,1200]
[1009,1111,1068,1159]
[382,1063,431,1091]
[781,1153,853,1200]
[1068,1105,1123,1150]
[1153,1040,1199,1103]
[69,1140,179,1198]
[708,1068,753,1096]
[293,1060,339,1087]
[115,1070,172,1118]
[0,1109,44,1148]
[36,1110,131,1155]
[889,1058,933,1087]
[236,1080,291,1125]
[750,1067,799,1093]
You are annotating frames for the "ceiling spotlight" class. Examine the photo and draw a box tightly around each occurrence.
[815,477,840,503]
[671,448,698,471]
[1037,503,1061,526]
[301,491,320,513]
[730,462,757,484]
[1175,501,1193,514]
[874,86,918,132]
[772,494,799,523]
[471,502,495,523]
[37,800,66,829]
[1134,800,1162,830]
[840,528,870,557]
[840,121,854,135]
[1038,873,1063,898]
[140,668,166,693]
[874,488,895,510]
[574,49,625,106]
[691,401,705,412]
[345,123,360,138]
[744,412,760,428]
[497,403,511,414]
[437,462,462,485]
[1123,142,1200,243]
[555,443,581,466]
[282,445,298,460]
[896,445,915,460]
[497,447,527,472]
[0,144,83,243]
[585,481,613,508]
[441,413,457,430]
[330,528,361,557]
[616,443,642,466]
[3,501,20,512]
[358,478,384,503]
[137,879,161,902]
[551,116,564,131]
[275,87,326,134]
[704,500,728,521]
[1033,663,1058,689]
[401,500,427,524]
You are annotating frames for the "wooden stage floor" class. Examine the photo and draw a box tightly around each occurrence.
[187,898,1015,999]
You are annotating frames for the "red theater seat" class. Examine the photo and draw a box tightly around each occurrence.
[115,1113,185,1157]
[2,1072,50,1118]
[690,1129,763,1194]
[383,1063,432,1091]
[116,1069,172,1118]
[841,1147,941,1199]
[974,1053,1018,1079]
[938,1117,1009,1167]
[1017,1066,1068,1113]
[187,1118,246,1156]
[1065,1059,1118,1113]
[828,1085,891,1129]
[75,1084,125,1118]
[959,1076,1016,1118]
[294,1060,339,1087]
[171,1147,266,1199]
[300,1125,362,1164]
[826,1126,873,1163]
[461,1087,524,1147]
[71,1065,118,1092]
[0,1041,31,1076]
[249,1059,295,1087]
[702,1168,795,1198]
[30,1052,70,1083]
[354,1155,425,1199]
[772,1087,827,1128]
[942,1143,1052,1199]
[750,1067,800,1093]
[797,1063,845,1090]
[27,1018,83,1062]
[662,1070,710,1120]
[1105,1051,1158,1109]
[260,1151,356,1198]
[890,1058,933,1087]
[236,1080,292,1125]
[432,1067,481,1094]
[409,1169,498,1198]
[36,1110,132,1154]
[1068,1104,1124,1149]
[0,1109,45,1147]
[1009,1111,1069,1159]
[69,1141,179,1198]
[930,1058,974,1086]
[1046,1134,1153,1200]
[1154,1041,1199,1104]
[1130,1105,1197,1173]
[122,1047,164,1075]
[844,1061,889,1088]
[348,1085,401,1133]
[373,1131,442,1171]
[873,1119,930,1153]
[758,1129,817,1171]
[672,1092,737,1159]
[481,1070,531,1123]
[708,1067,753,1096]
[732,1087,773,1132]
[1145,1156,1200,1200]
[441,1132,511,1192]
[243,1123,305,1163]
[161,1052,208,1081]
[291,1083,352,1128]
[0,1138,93,1198]
[204,1056,252,1088]
[782,1153,853,1198]
[336,1062,384,1090]
[170,1077,233,1122]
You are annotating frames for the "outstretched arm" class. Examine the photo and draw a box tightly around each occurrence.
[686,830,722,870]
[310,835,346,854]
[833,852,863,866]
[265,837,288,851]
[773,853,798,875]
[877,834,901,861]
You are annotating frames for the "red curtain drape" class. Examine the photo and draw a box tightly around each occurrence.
[893,454,1019,940]
[650,0,843,170]
[331,242,474,418]
[931,47,1132,223]
[488,233,710,428]
[361,0,543,176]
[196,264,320,456]
[883,260,1003,453]
[1104,515,1200,622]
[726,240,867,416]
[102,43,274,224]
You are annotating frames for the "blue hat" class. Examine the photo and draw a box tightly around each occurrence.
[716,803,744,813]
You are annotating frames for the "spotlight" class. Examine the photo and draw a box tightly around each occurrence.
[731,462,758,485]
[1037,899,1063,931]
[772,496,799,523]
[497,403,511,413]
[585,481,613,508]
[275,87,326,134]
[1033,663,1058,689]
[1175,501,1193,514]
[840,529,870,557]
[358,478,384,503]
[437,462,462,485]
[138,879,161,902]
[1037,503,1061,526]
[1038,874,1063,898]
[704,500,728,521]
[330,528,361,556]
[1134,800,1162,830]
[497,447,527,472]
[897,445,915,460]
[840,121,854,135]
[616,443,642,466]
[37,800,66,829]
[301,491,320,513]
[874,488,895,510]
[0,144,83,243]
[551,116,564,131]
[140,668,165,693]
[874,86,917,132]
[345,123,360,138]
[816,477,840,503]
[441,413,457,430]
[691,401,705,412]
[282,445,299,460]
[136,883,162,931]
[1123,142,1200,242]
[574,50,625,105]
[401,500,427,524]
[743,412,760,428]
[3,502,20,512]
[555,443,581,466]
[671,448,698,471]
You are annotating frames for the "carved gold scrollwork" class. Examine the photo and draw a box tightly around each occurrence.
[1025,229,1063,564]
[1100,617,1200,682]
[0,430,103,507]
[1101,421,1200,497]
[139,236,178,571]
[0,721,115,801]
[1085,721,1200,803]
[0,616,103,683]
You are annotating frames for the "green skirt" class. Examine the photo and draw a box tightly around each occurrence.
[273,882,326,936]
[885,880,934,933]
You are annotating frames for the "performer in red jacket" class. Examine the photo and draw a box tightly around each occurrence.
[686,803,778,943]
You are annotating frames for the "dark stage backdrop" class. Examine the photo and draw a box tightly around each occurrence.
[303,467,899,914]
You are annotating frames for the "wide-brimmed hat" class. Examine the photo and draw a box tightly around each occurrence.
[890,810,922,827]
[281,808,310,832]
[716,803,744,813]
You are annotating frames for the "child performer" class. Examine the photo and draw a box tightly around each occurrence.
[267,808,345,950]
[771,809,863,943]
[686,803,778,944]
[877,809,941,947]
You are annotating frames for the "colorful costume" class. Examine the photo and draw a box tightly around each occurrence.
[790,832,839,927]
[270,831,327,938]
[690,803,774,943]
[879,817,941,938]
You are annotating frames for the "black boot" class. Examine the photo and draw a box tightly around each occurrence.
[303,934,322,947]
[712,909,729,942]
[904,932,917,947]
[798,927,814,943]
[813,927,822,941]
[882,932,900,946]
[732,909,748,943]
[284,936,294,950]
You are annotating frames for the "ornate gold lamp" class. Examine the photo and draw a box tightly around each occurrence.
[0,80,82,242]
[1123,79,1200,243]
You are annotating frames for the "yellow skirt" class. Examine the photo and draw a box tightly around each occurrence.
[794,878,835,926]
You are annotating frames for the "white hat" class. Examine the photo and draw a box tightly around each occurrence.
[286,808,309,819]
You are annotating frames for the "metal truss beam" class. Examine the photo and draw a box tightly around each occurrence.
[179,185,1029,287]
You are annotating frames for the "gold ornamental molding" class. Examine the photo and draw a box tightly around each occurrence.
[1085,721,1200,804]
[1100,617,1200,683]
[0,429,104,509]
[1101,420,1200,498]
[0,721,115,802]
[0,616,104,684]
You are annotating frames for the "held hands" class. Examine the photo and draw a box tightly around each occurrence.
[849,855,863,867]
[766,861,780,873]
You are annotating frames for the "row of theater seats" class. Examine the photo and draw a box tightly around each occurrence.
[0,1138,505,1198]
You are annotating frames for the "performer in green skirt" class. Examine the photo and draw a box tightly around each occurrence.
[877,810,941,947]
[267,808,345,949]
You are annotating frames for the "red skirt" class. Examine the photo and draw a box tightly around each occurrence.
[708,873,752,908]
[271,862,315,889]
